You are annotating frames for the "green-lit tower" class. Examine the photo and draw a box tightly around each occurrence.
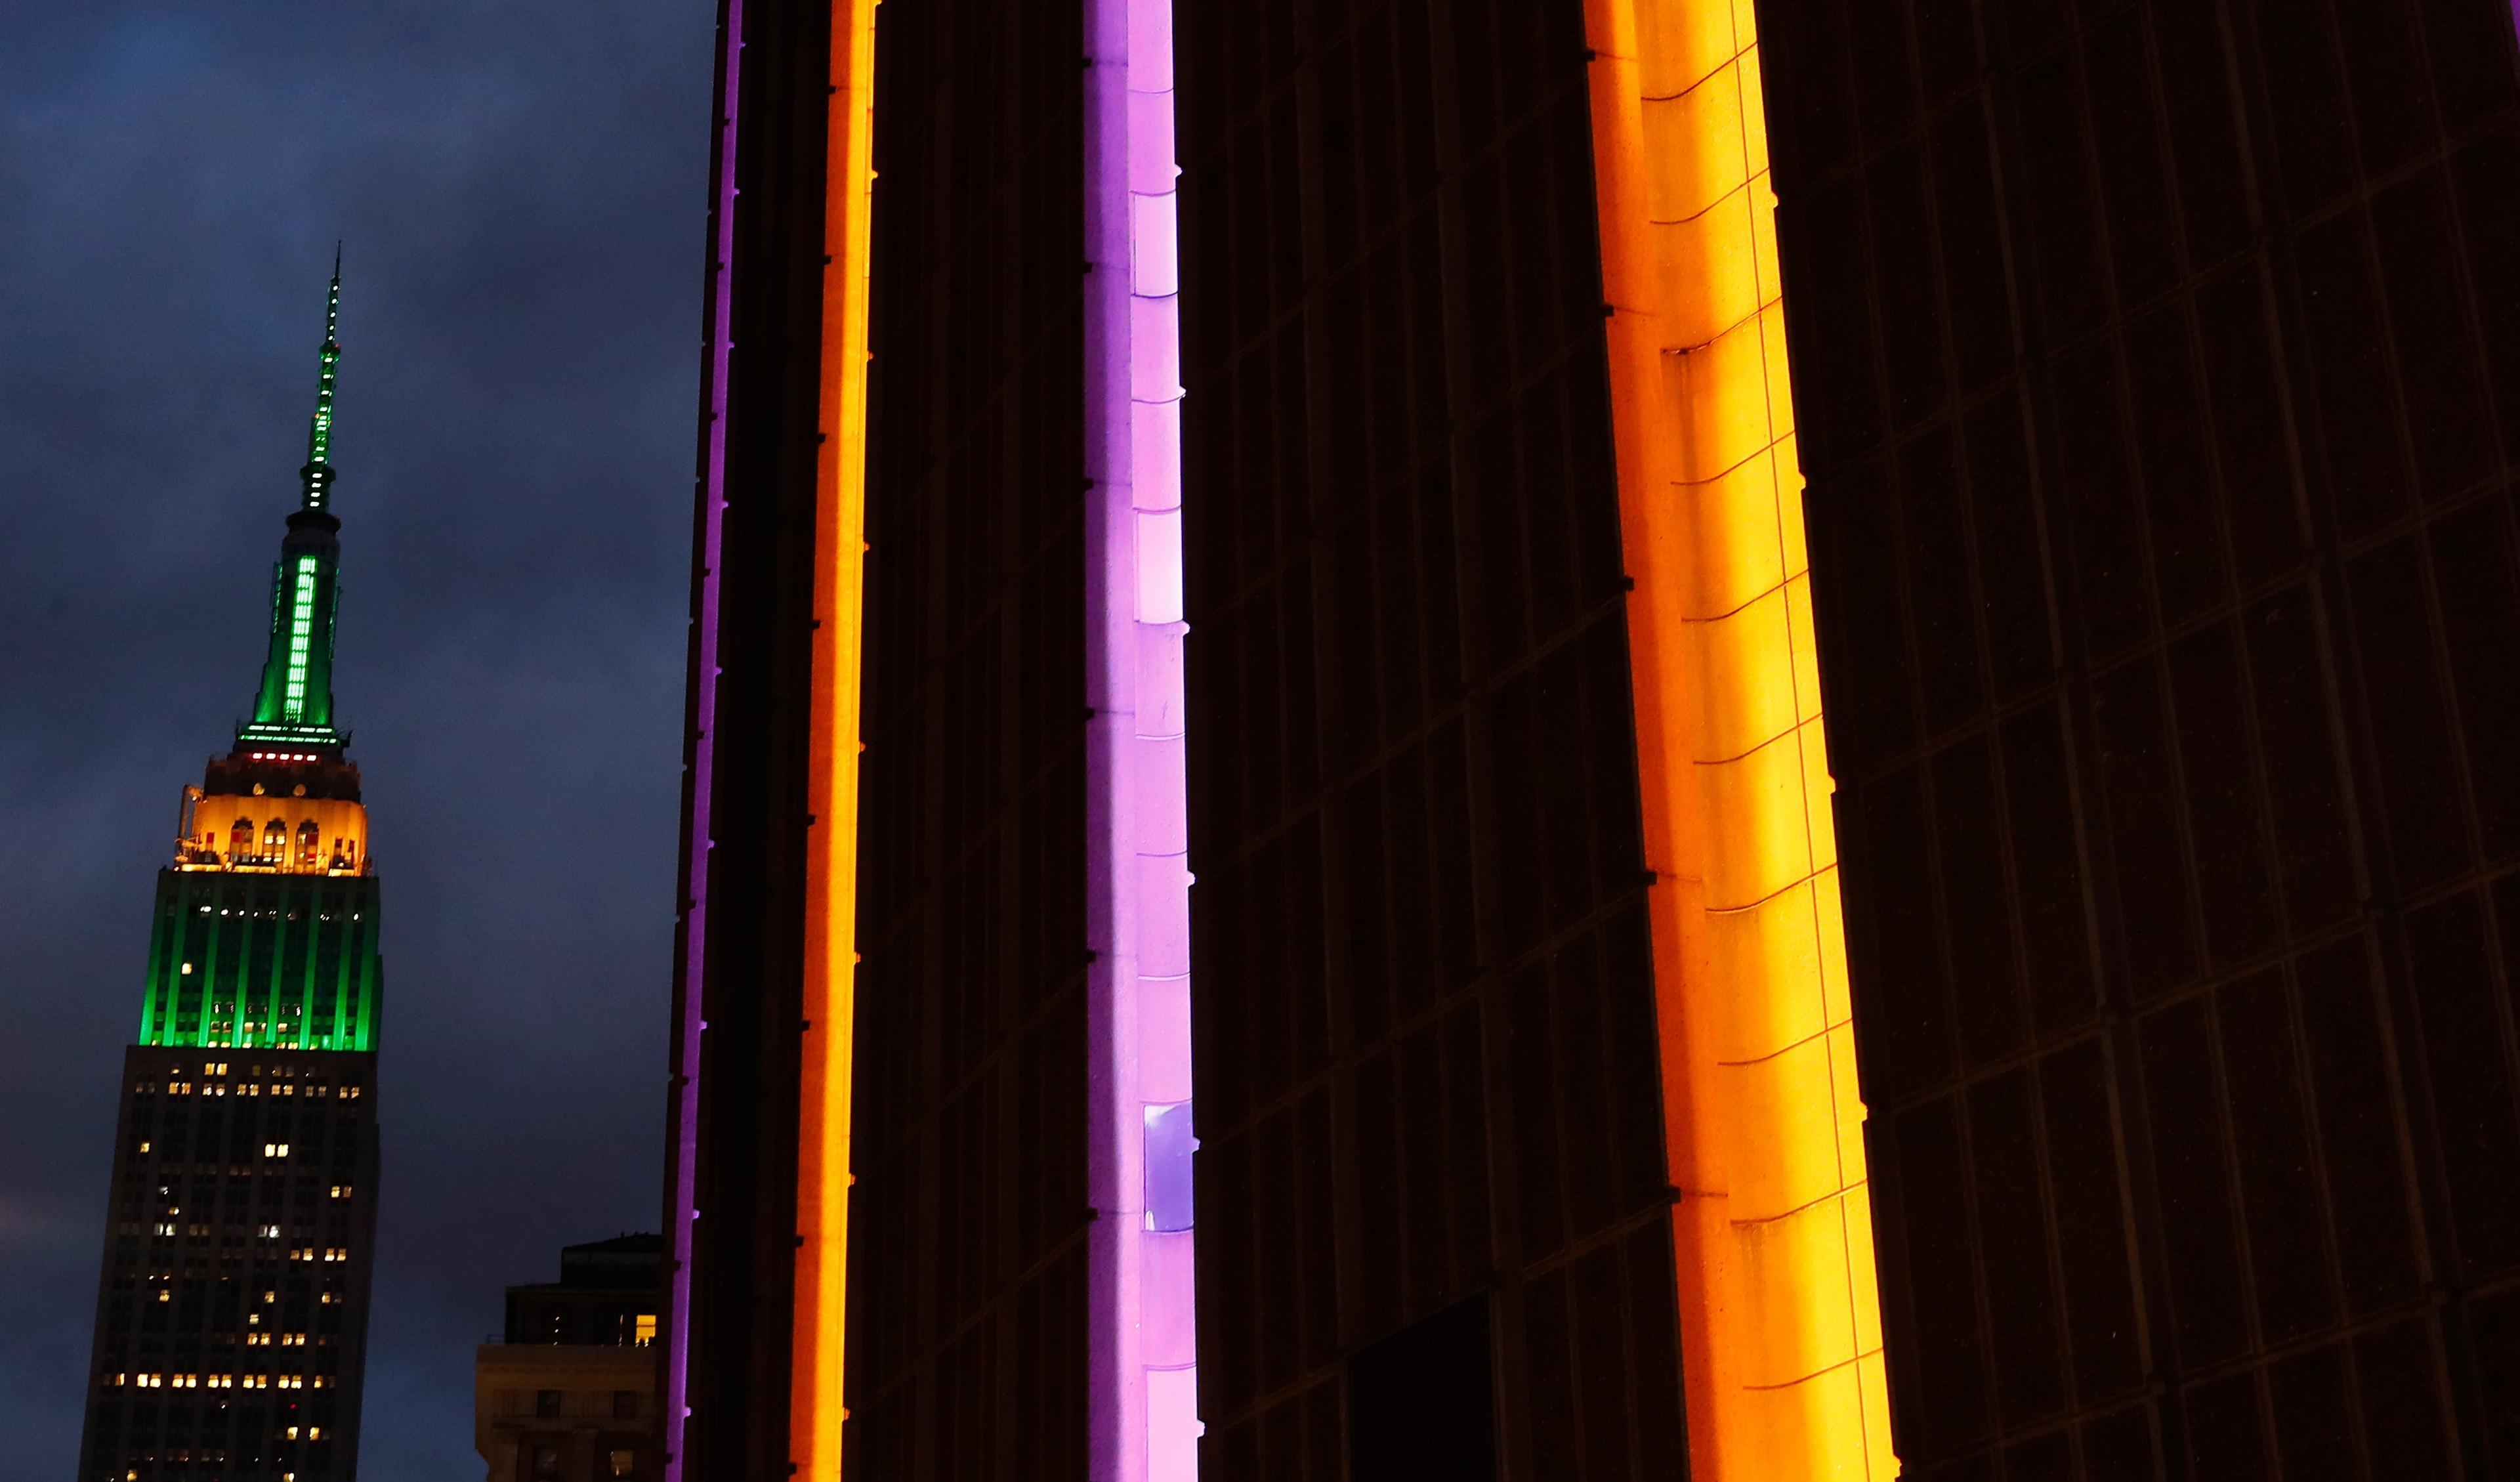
[79,256,384,1482]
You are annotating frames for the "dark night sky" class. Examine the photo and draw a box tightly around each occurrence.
[0,5,711,1475]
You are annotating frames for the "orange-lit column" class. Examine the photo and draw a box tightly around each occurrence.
[1582,5,1894,1478]
[795,0,880,1475]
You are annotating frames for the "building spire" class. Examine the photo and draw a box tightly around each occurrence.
[242,254,351,752]
[302,245,342,511]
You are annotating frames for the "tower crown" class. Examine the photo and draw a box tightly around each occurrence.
[144,252,385,1057]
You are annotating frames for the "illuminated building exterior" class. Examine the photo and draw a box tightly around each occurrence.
[474,1236,663,1482]
[78,261,383,1482]
[663,1,2520,1480]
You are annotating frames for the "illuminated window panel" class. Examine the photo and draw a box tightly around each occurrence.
[1085,0,1198,1477]
[1581,3,1891,1477]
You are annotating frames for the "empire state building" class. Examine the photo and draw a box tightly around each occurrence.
[79,258,384,1481]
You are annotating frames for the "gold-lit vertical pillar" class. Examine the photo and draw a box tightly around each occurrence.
[795,0,880,1474]
[1581,3,1894,1477]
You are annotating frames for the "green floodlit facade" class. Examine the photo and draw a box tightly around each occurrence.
[138,871,382,1052]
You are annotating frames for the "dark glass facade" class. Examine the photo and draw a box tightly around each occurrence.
[843,0,1093,1471]
[1761,0,2520,1473]
[1175,3,1683,1477]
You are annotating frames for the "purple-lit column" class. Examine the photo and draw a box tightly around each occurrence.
[1083,0,1198,1479]
[661,3,742,1477]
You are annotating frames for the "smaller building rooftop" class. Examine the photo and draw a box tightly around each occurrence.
[502,1232,662,1347]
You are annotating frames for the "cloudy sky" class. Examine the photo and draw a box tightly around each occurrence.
[0,3,710,1473]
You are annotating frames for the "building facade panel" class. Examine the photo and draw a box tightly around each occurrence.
[843,0,1095,1473]
[1758,0,2520,1473]
[1177,2,1683,1476]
